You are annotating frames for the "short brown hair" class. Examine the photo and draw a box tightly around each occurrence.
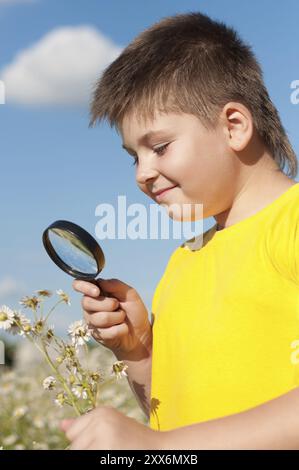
[90,11,297,178]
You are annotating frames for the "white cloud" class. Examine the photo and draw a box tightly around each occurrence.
[1,26,122,106]
[0,276,26,299]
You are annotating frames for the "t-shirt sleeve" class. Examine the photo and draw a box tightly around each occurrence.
[263,201,299,286]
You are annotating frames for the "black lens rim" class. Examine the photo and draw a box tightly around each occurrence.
[42,220,105,279]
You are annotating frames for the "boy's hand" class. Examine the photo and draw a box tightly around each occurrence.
[72,278,152,359]
[60,406,162,450]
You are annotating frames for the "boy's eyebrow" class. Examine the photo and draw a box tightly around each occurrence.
[122,129,170,153]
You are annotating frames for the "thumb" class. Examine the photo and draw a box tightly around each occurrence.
[96,278,137,302]
[60,418,75,432]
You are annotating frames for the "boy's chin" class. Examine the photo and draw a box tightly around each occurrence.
[166,204,203,222]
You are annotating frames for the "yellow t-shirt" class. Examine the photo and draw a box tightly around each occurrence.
[150,183,299,431]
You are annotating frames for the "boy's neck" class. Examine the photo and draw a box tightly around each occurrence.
[213,152,296,230]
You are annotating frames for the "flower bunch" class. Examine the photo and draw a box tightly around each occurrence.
[0,289,128,417]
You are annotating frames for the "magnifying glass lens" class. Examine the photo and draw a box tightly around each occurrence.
[48,228,98,275]
[42,220,105,280]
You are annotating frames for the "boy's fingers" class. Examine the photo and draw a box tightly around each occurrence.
[72,280,100,297]
[90,322,129,342]
[60,418,75,432]
[81,295,119,312]
[64,414,93,442]
[96,278,135,302]
[84,309,126,328]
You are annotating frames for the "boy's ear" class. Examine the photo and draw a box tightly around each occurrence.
[221,102,253,152]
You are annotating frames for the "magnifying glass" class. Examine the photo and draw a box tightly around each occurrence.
[42,220,107,291]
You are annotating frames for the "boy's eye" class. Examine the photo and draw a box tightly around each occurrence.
[130,143,170,167]
[153,143,169,156]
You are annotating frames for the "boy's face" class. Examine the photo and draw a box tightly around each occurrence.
[120,110,236,221]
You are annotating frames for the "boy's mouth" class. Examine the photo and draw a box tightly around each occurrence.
[153,185,178,201]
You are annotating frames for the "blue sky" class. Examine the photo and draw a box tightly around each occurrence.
[0,0,298,335]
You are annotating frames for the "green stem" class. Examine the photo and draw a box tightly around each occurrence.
[39,301,44,321]
[32,307,38,323]
[15,318,82,416]
[84,382,96,408]
[39,341,82,416]
[73,357,96,409]
[44,299,64,323]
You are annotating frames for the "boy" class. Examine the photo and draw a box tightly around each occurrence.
[61,12,299,449]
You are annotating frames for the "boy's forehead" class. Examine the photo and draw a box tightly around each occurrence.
[120,111,188,146]
[121,110,168,133]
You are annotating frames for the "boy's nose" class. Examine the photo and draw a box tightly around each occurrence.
[136,163,159,185]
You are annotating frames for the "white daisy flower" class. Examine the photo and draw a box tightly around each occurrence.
[71,384,88,400]
[55,355,64,365]
[0,305,14,331]
[56,289,71,305]
[43,376,56,390]
[36,289,52,298]
[111,361,129,380]
[13,406,28,419]
[54,392,67,407]
[31,320,45,338]
[68,320,91,347]
[90,372,101,384]
[19,323,32,337]
[44,326,54,345]
[19,295,40,311]
[10,310,31,336]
